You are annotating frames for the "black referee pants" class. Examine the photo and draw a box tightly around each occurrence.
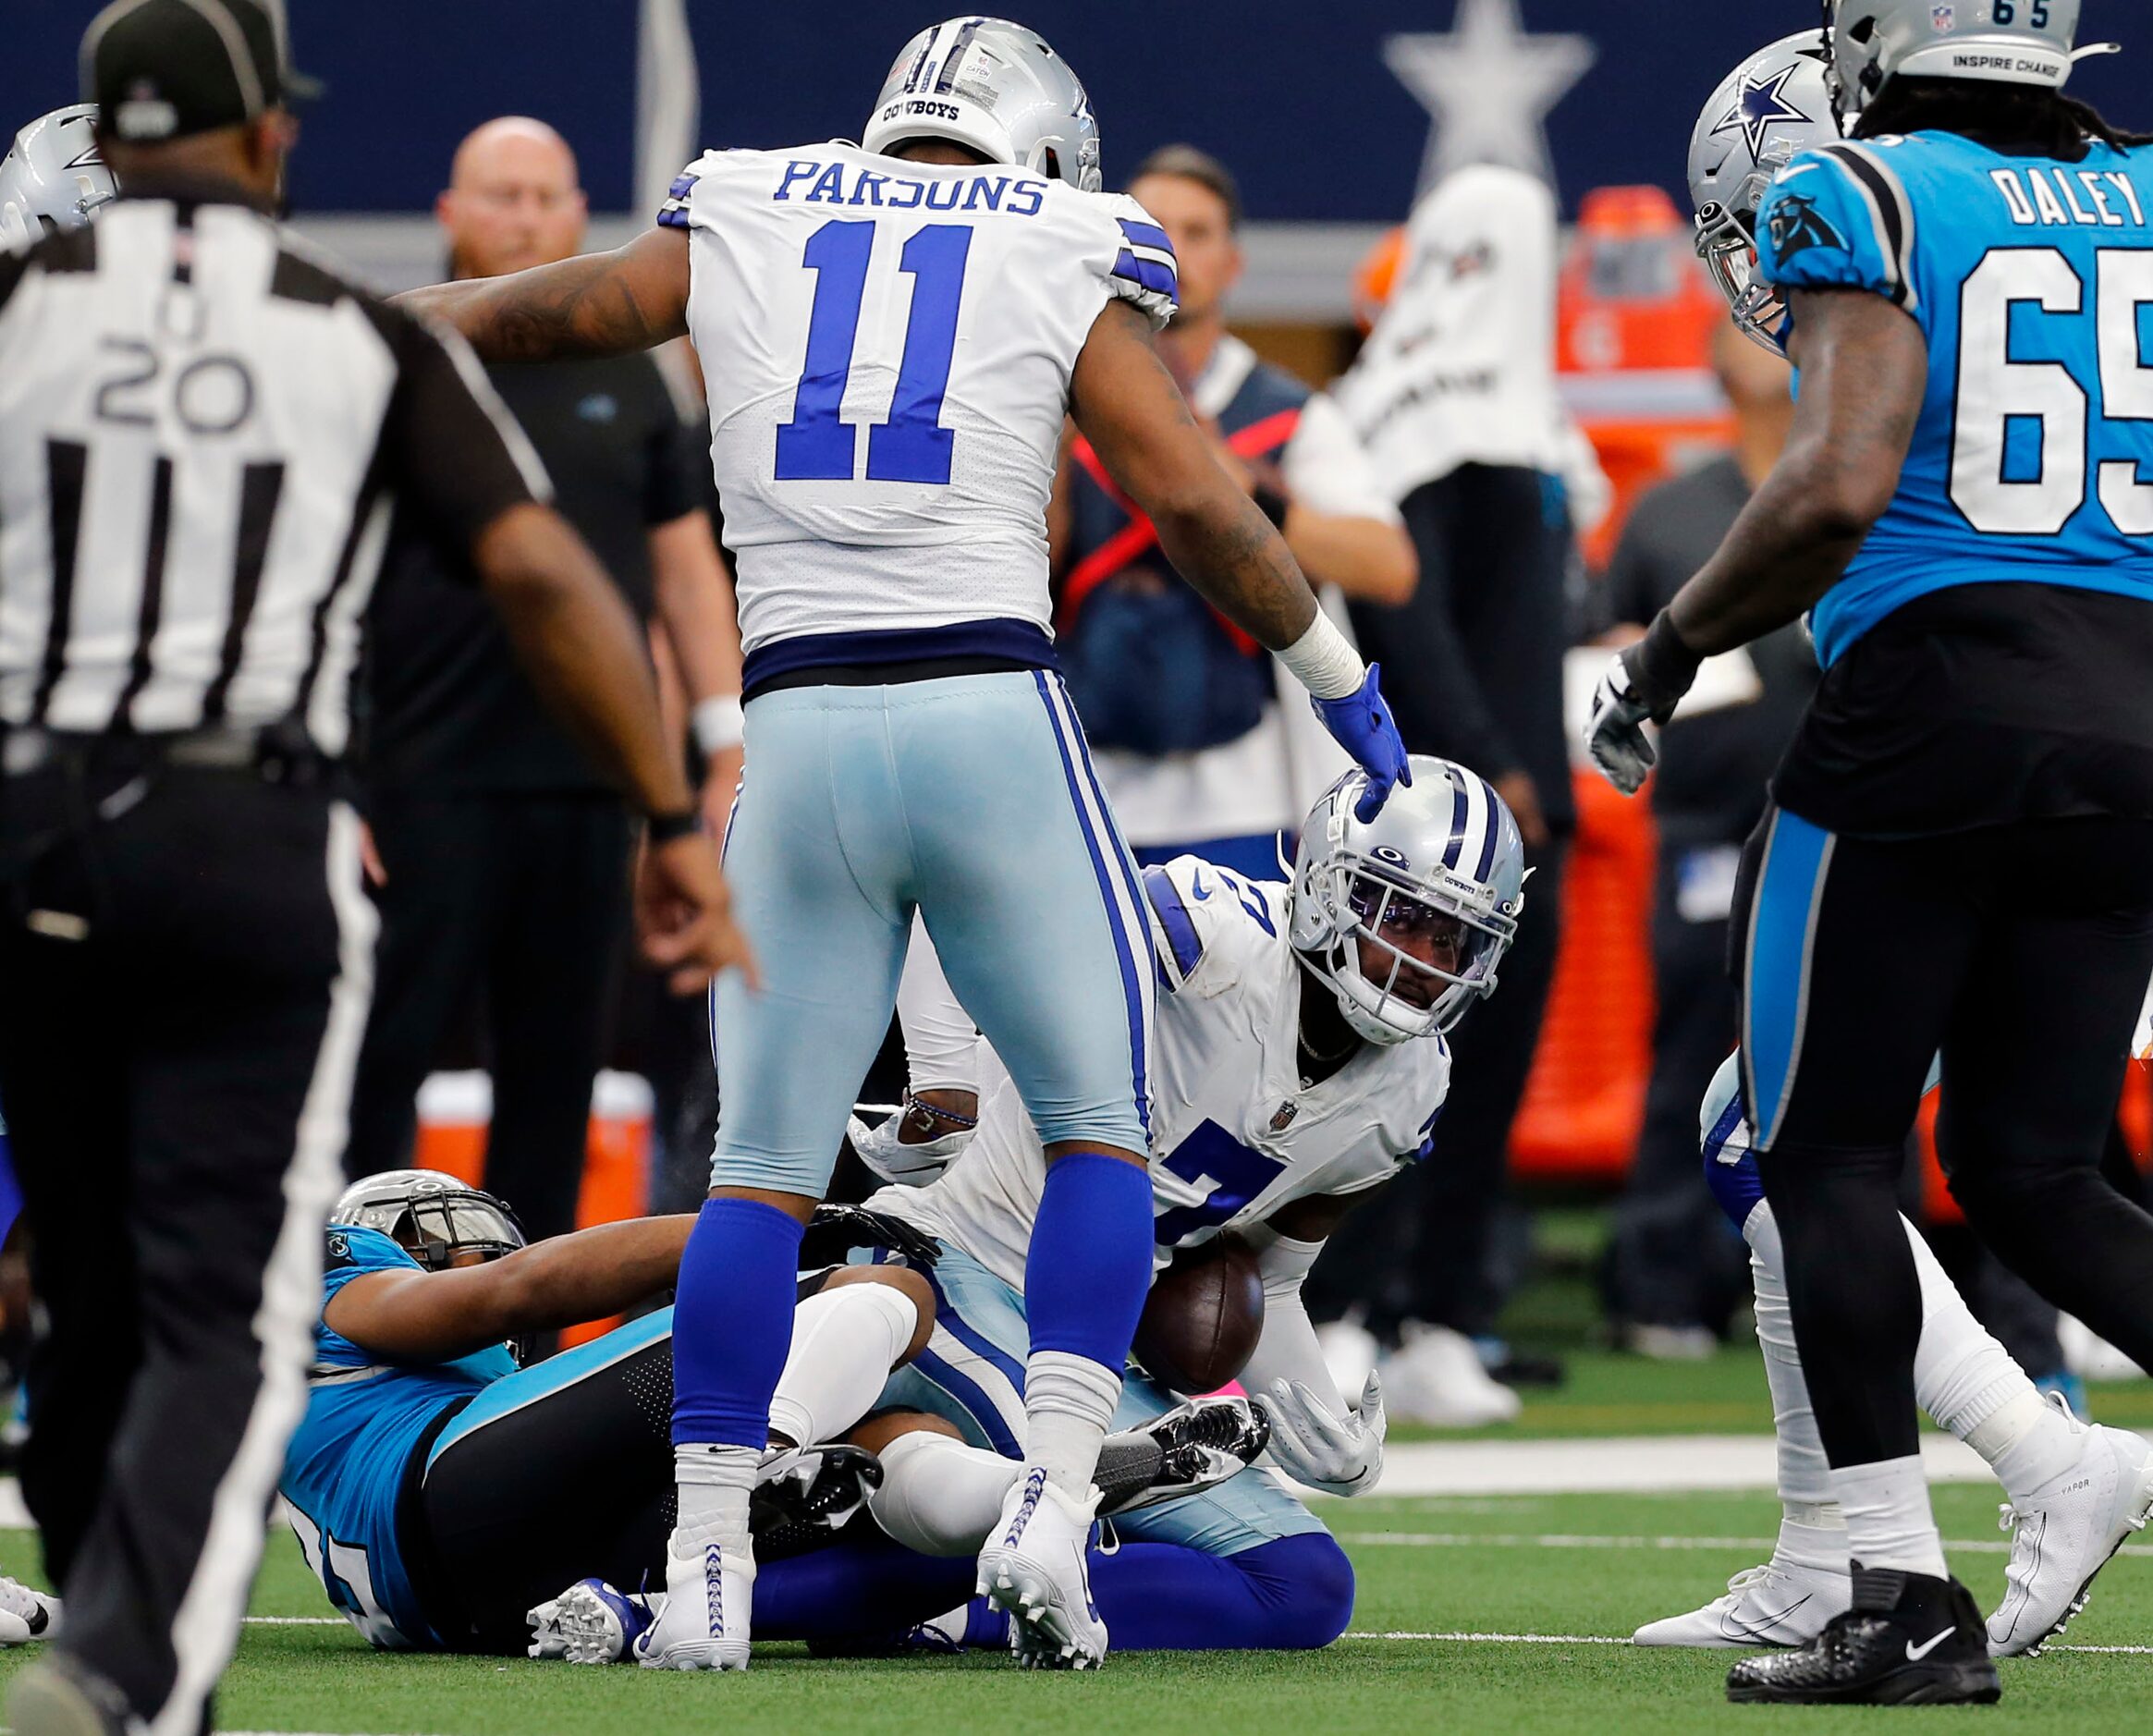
[0,756,372,1731]
[346,791,630,1245]
[1737,805,2153,1472]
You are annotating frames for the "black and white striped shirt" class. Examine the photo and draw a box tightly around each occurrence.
[0,177,549,755]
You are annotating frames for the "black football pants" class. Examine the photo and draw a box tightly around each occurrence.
[1736,805,2153,1472]
[346,790,630,1245]
[0,754,372,1732]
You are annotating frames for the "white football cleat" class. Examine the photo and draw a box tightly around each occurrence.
[1633,1558,1850,1648]
[1380,1323,1522,1428]
[1988,1410,2153,1657]
[632,1535,754,1671]
[0,1576,59,1645]
[527,1578,654,1665]
[975,1467,1107,1669]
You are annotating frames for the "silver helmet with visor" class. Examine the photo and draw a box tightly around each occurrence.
[1288,756,1526,1045]
[331,1168,527,1272]
[1687,34,1842,357]
[862,17,1102,192]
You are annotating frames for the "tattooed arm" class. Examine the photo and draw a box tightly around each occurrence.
[1068,300,1321,652]
[398,226,692,362]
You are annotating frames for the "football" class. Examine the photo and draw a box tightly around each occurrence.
[1132,1236,1266,1396]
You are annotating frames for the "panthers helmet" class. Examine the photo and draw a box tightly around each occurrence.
[862,18,1102,192]
[1288,756,1526,1045]
[1824,0,2082,119]
[1688,35,1841,357]
[331,1169,527,1272]
[0,105,116,251]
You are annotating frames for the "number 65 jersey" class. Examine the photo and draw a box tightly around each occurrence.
[658,143,1175,673]
[1755,131,2153,671]
[874,856,1452,1290]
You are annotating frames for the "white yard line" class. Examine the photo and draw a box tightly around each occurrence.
[1347,1631,2153,1657]
[1334,1530,2153,1559]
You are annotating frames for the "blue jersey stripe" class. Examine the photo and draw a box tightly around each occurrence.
[911,1347,1021,1457]
[1111,250,1177,298]
[1143,864,1203,983]
[1117,217,1174,255]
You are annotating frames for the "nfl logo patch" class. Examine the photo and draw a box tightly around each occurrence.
[1932,4,1955,31]
[1269,1102,1299,1132]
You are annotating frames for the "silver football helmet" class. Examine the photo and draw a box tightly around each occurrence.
[331,1169,527,1272]
[862,18,1102,192]
[1689,35,1841,357]
[1823,0,2086,120]
[1288,756,1526,1045]
[0,105,116,251]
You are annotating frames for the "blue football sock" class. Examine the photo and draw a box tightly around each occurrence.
[1025,1152,1153,1367]
[670,1198,804,1449]
[752,1534,979,1642]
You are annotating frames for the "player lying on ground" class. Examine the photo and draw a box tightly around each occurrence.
[535,755,1527,1662]
[1637,1053,2153,1658]
[280,1169,1254,1655]
[403,15,1409,1674]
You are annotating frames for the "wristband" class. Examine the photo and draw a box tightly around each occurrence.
[1252,483,1291,531]
[691,694,745,756]
[1622,610,1706,718]
[1278,609,1365,702]
[647,808,701,846]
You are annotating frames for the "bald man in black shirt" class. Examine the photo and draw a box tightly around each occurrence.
[352,118,743,1248]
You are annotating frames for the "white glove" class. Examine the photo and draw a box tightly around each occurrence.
[1259,1371,1387,1497]
[844,1111,970,1188]
[1584,653,1658,796]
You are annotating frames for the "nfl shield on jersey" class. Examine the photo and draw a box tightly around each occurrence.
[656,143,1175,665]
[875,853,1450,1289]
[1754,132,2153,666]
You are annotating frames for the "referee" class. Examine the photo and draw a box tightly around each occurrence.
[0,5,746,1732]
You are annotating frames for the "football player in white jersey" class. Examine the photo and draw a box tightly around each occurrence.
[404,18,1409,1673]
[532,756,1523,1663]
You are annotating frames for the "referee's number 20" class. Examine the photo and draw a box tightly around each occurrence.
[92,336,258,437]
[1951,248,2153,536]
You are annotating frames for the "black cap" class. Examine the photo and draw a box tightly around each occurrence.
[81,0,320,145]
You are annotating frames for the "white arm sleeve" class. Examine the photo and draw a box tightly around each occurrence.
[897,913,980,1094]
[1236,1233,1349,1419]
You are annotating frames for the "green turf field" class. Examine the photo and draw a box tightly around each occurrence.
[2,1479,2148,1735]
[5,1222,2147,1731]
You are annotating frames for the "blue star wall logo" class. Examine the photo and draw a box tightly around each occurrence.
[1710,61,1812,160]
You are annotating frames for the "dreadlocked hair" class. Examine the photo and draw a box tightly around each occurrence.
[1854,77,2153,161]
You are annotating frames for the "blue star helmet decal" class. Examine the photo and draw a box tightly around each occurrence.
[1709,61,1815,161]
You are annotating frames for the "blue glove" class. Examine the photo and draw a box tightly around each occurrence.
[1312,664,1411,821]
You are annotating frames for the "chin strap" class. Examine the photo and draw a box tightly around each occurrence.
[2072,43,2122,65]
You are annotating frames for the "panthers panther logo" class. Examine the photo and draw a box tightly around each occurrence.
[1767,192,1845,263]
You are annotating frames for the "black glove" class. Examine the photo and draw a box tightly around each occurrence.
[800,1202,942,1270]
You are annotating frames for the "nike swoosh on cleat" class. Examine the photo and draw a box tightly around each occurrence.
[1905,1627,1956,1662]
[1723,1593,1811,1642]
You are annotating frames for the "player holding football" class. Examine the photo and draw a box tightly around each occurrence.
[535,753,1525,1663]
[1587,0,2153,1705]
[1629,34,2153,1668]
[403,18,1409,1669]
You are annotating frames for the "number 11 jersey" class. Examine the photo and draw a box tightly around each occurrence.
[659,143,1176,675]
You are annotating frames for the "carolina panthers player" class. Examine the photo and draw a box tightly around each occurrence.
[1589,0,2153,1705]
[535,757,1518,1664]
[1633,34,2153,1668]
[280,1170,929,1655]
[405,16,1409,1673]
[0,105,115,251]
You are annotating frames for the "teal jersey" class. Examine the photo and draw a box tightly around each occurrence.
[1755,130,2153,666]
[278,1227,517,1649]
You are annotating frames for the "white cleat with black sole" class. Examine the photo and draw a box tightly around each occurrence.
[0,1575,60,1645]
[632,1534,754,1671]
[976,1466,1108,1669]
[1988,1408,2153,1657]
[1633,1557,1850,1649]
